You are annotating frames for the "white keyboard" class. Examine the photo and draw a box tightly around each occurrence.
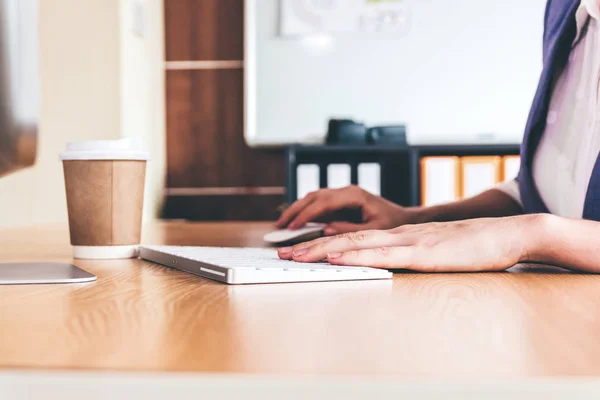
[139,245,392,285]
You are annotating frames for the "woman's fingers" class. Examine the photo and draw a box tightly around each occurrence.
[287,191,365,229]
[278,221,381,261]
[276,194,316,228]
[277,186,368,229]
[291,230,409,263]
[327,247,415,269]
[277,235,331,260]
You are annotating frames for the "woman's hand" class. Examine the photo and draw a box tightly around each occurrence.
[278,215,544,272]
[276,185,422,235]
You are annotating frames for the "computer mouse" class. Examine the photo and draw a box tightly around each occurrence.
[263,223,326,246]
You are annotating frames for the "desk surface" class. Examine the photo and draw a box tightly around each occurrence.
[1,222,600,377]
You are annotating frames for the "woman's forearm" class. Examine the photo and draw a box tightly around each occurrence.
[525,214,600,273]
[410,189,523,224]
[412,199,600,272]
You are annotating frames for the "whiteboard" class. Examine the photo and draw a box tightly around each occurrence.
[244,0,546,146]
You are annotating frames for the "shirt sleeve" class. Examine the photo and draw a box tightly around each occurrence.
[493,178,522,206]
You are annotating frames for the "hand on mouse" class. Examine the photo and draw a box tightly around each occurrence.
[276,185,421,235]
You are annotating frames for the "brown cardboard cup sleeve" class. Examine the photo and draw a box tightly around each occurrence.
[60,138,149,259]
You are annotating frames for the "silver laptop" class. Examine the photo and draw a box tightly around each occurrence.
[139,246,392,285]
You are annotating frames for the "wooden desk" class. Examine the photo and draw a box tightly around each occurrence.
[1,222,600,377]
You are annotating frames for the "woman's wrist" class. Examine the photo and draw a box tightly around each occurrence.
[402,189,525,226]
[403,204,453,225]
[518,214,600,273]
[518,213,556,263]
[402,206,436,225]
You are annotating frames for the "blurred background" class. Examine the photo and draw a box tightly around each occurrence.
[0,0,164,227]
[0,0,546,228]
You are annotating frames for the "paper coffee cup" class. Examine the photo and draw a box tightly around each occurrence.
[60,137,149,259]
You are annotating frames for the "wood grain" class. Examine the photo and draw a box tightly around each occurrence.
[164,68,284,220]
[164,0,244,61]
[165,69,284,189]
[1,223,600,377]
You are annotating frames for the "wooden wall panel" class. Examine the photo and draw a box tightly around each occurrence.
[166,69,285,189]
[165,0,244,61]
[164,0,284,221]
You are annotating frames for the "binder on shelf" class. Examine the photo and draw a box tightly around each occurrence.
[297,164,320,199]
[358,163,381,196]
[327,163,351,189]
[420,157,461,206]
[502,155,520,181]
[460,156,502,199]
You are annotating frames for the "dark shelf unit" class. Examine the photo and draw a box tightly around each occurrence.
[285,144,521,207]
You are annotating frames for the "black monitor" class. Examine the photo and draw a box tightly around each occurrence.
[0,0,39,178]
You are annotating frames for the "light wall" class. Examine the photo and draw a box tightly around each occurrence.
[120,0,166,222]
[0,0,165,228]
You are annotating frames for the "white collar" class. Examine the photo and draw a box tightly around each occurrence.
[583,0,600,20]
[575,0,600,43]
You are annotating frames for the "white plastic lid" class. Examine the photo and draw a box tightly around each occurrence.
[60,137,150,161]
